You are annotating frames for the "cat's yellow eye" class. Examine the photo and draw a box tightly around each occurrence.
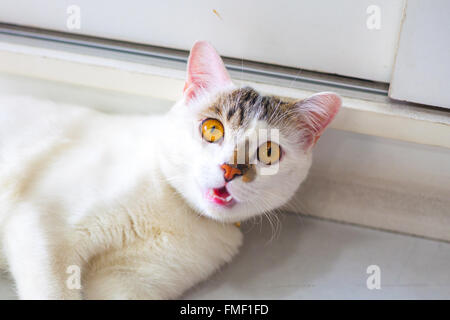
[201,118,224,143]
[257,141,281,165]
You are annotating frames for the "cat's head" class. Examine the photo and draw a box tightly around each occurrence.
[161,41,341,223]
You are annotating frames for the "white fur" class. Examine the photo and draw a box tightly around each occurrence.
[0,95,244,299]
[0,86,320,299]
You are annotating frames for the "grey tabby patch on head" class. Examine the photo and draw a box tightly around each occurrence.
[206,87,297,130]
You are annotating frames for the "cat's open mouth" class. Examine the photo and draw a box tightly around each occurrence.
[206,186,235,207]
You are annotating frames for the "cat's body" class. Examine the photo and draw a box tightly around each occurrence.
[0,41,340,299]
[0,96,241,299]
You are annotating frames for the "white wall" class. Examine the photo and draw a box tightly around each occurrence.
[0,0,405,82]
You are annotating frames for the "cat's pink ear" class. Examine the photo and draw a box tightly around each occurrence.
[184,41,232,104]
[296,92,341,148]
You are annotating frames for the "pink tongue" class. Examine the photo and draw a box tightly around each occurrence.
[214,186,229,198]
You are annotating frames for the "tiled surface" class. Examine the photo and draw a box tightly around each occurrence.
[1,215,449,299]
[184,215,450,299]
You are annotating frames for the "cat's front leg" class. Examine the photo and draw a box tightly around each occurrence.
[3,206,82,299]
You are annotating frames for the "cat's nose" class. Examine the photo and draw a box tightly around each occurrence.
[221,164,242,182]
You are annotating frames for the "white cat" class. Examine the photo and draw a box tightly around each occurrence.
[0,41,341,299]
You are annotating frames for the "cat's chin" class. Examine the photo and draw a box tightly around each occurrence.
[200,186,241,223]
[201,204,243,223]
